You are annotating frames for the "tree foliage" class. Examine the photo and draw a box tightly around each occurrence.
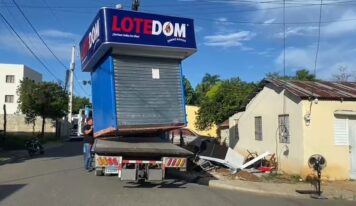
[195,78,256,130]
[332,66,353,82]
[194,73,221,105]
[266,69,316,81]
[17,79,68,137]
[182,75,195,105]
[72,96,91,114]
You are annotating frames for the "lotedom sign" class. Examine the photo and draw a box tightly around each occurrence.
[80,8,196,72]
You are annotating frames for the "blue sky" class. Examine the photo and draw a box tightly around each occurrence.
[1,0,356,97]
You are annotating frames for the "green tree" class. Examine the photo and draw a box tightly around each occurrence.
[18,80,68,137]
[295,69,316,81]
[72,96,91,114]
[182,75,195,105]
[195,78,256,130]
[266,69,316,81]
[194,73,221,105]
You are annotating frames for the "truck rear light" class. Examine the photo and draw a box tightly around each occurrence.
[97,157,103,166]
[107,157,113,165]
[113,158,118,165]
[102,157,108,166]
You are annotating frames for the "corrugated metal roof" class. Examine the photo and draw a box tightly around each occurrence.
[266,79,356,100]
[219,119,229,128]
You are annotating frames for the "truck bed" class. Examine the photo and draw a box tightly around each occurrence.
[93,137,193,157]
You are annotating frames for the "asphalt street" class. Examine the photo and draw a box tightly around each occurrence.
[0,141,354,206]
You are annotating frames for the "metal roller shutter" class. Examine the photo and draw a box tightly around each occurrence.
[113,55,185,128]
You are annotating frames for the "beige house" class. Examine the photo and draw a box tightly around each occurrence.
[185,105,218,137]
[229,79,356,180]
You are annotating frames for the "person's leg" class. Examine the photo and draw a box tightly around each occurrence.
[83,143,87,169]
[84,143,91,170]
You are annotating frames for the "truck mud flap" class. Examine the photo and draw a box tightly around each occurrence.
[121,168,137,181]
[147,169,163,181]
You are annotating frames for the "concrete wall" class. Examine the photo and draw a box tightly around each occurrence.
[185,105,218,137]
[233,84,305,175]
[301,100,356,180]
[220,128,229,146]
[0,114,55,133]
[0,64,42,114]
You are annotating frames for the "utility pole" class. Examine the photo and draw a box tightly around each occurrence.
[68,46,75,124]
[132,0,140,11]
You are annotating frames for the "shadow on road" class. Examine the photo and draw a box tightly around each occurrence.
[124,179,188,189]
[0,184,26,202]
[0,140,84,166]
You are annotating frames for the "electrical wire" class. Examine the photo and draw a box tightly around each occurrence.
[314,0,323,79]
[0,12,60,81]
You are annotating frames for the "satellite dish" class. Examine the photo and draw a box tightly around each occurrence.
[308,154,327,170]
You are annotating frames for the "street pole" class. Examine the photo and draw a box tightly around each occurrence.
[68,46,75,124]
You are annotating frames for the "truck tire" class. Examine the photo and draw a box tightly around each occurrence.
[95,169,103,176]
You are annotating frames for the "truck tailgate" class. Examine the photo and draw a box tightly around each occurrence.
[93,137,193,157]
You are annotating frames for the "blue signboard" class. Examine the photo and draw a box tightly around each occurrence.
[80,8,197,72]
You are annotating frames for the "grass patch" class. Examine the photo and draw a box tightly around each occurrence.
[262,172,302,184]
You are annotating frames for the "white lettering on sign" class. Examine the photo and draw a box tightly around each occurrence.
[89,19,100,49]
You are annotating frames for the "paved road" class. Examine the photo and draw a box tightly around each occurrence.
[0,141,354,206]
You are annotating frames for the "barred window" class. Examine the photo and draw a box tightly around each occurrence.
[255,116,262,141]
[6,75,15,83]
[5,95,14,103]
[279,114,290,143]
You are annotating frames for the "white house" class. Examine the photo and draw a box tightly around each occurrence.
[229,79,356,180]
[0,64,42,114]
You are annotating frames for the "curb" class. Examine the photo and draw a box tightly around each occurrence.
[208,180,305,199]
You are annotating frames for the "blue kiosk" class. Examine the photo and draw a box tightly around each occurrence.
[79,8,197,137]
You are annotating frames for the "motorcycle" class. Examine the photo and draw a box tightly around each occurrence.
[25,137,44,156]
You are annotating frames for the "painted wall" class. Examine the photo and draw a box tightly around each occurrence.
[301,100,356,180]
[0,64,42,115]
[185,105,218,137]
[232,84,305,175]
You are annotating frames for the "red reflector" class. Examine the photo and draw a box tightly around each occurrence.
[107,157,113,165]
[171,159,177,167]
[167,159,172,166]
[113,158,118,165]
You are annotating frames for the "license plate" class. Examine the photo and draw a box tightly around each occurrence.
[105,166,118,174]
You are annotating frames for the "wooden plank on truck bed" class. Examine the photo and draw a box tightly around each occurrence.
[93,137,193,157]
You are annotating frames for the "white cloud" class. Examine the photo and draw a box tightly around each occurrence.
[323,10,356,37]
[204,31,256,47]
[0,29,78,62]
[39,29,79,40]
[264,18,275,24]
[274,43,356,80]
[275,26,318,38]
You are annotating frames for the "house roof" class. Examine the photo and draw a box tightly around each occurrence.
[239,79,356,112]
[266,79,356,100]
[218,119,229,129]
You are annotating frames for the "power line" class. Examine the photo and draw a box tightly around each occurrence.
[11,0,67,69]
[314,0,324,78]
[10,0,89,96]
[0,12,60,81]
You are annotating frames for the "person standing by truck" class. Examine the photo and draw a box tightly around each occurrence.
[83,117,94,171]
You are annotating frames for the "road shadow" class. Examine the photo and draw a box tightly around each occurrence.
[0,140,84,166]
[0,184,26,202]
[124,179,188,189]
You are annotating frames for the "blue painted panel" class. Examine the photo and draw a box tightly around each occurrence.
[179,64,187,126]
[80,8,196,72]
[91,56,117,133]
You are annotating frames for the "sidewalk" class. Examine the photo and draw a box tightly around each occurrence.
[209,179,356,201]
[0,141,63,165]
